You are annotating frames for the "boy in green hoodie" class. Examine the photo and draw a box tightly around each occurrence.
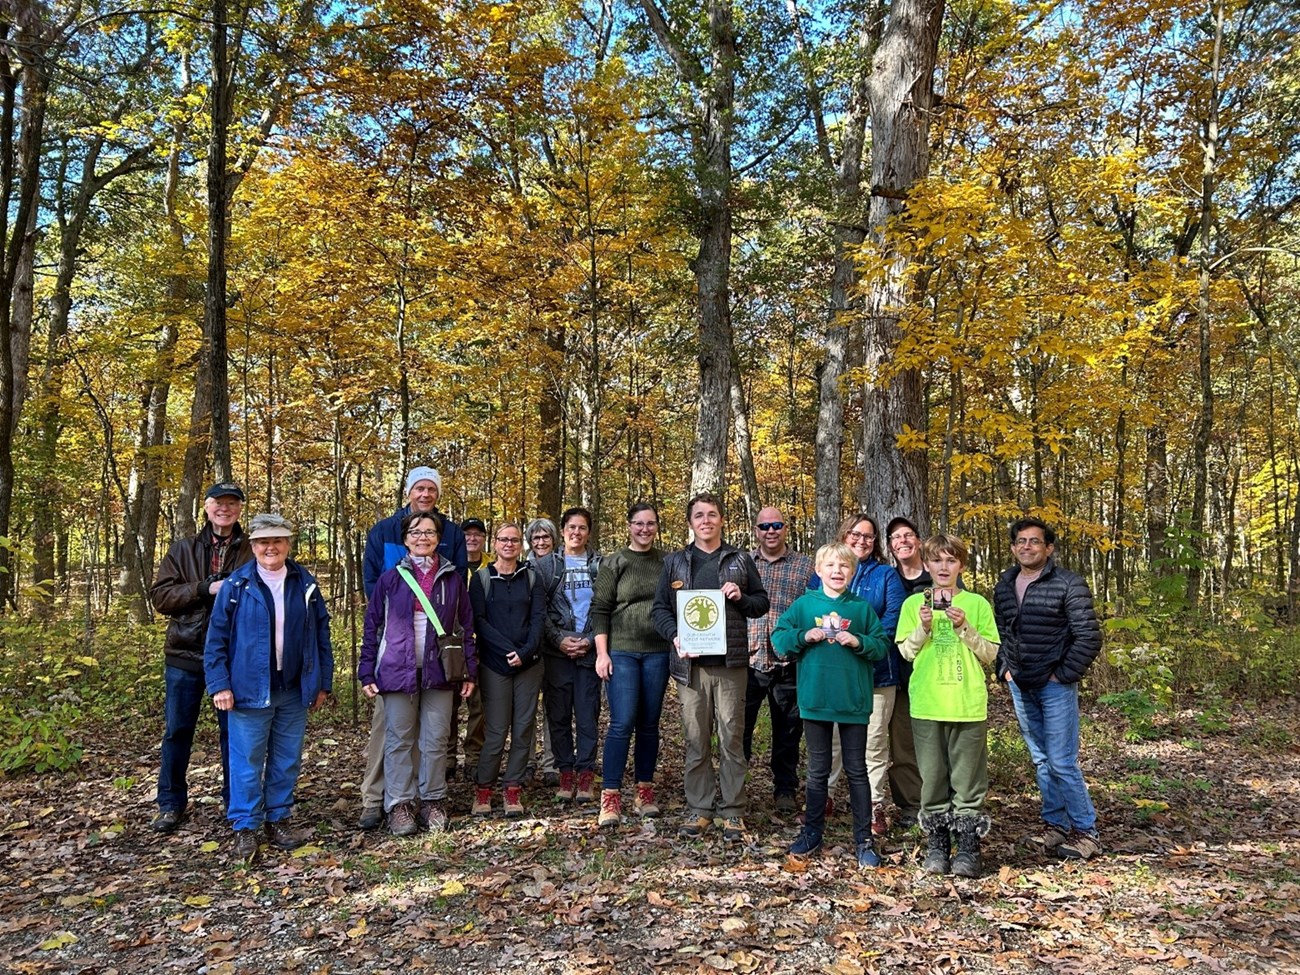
[772,542,890,868]
[895,533,1000,878]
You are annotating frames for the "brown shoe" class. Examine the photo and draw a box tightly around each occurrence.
[721,817,746,843]
[503,785,525,818]
[633,782,660,818]
[598,789,622,828]
[472,787,494,817]
[555,770,576,802]
[421,800,449,833]
[678,816,712,839]
[576,770,596,804]
[233,828,259,862]
[388,801,419,837]
[265,819,310,850]
[871,802,889,837]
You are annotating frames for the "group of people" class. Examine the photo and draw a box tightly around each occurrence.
[148,467,1105,874]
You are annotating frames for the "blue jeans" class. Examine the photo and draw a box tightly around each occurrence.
[226,688,308,831]
[601,651,670,789]
[1008,679,1097,833]
[543,655,602,773]
[157,664,229,812]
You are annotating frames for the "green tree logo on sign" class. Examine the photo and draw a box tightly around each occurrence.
[684,595,719,631]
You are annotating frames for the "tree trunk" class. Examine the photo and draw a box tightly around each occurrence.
[1185,0,1223,608]
[730,353,760,526]
[637,0,736,497]
[859,0,944,532]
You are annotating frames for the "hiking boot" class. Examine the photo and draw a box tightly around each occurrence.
[472,787,494,817]
[421,800,449,833]
[1058,830,1102,860]
[233,828,259,862]
[871,802,889,837]
[151,809,184,834]
[1026,823,1071,854]
[576,770,596,804]
[598,790,622,828]
[265,819,311,851]
[388,801,419,837]
[788,828,823,857]
[678,816,713,839]
[950,814,989,878]
[358,805,384,831]
[541,770,561,788]
[856,841,883,869]
[555,770,577,802]
[774,793,798,815]
[721,818,746,843]
[633,782,660,818]
[503,785,525,818]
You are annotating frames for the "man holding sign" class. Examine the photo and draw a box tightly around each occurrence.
[652,493,769,842]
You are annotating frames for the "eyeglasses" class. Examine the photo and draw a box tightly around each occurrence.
[406,530,438,539]
[630,521,658,529]
[496,536,522,545]
[889,532,917,542]
[756,522,785,532]
[1014,537,1046,548]
[845,531,875,542]
[529,533,551,541]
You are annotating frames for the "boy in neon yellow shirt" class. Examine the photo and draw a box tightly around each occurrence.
[896,534,1000,877]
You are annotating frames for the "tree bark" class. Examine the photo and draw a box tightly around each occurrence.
[636,0,736,497]
[730,352,760,527]
[859,0,944,532]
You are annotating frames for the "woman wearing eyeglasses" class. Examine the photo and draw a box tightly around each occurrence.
[359,512,477,836]
[590,502,670,827]
[814,514,909,837]
[469,522,546,818]
[886,517,931,595]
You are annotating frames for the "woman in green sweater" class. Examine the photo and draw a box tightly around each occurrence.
[592,502,670,826]
[772,542,891,867]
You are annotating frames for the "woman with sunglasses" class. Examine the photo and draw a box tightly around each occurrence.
[359,512,476,836]
[469,522,545,817]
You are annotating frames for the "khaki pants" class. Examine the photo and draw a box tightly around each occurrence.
[677,664,748,819]
[361,696,421,810]
[381,687,455,808]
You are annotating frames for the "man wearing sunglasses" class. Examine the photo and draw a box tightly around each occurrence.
[742,508,813,816]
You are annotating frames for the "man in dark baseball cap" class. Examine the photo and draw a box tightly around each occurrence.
[147,481,252,833]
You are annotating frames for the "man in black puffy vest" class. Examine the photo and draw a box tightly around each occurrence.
[993,517,1103,860]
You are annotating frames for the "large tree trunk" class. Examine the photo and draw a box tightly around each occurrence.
[0,13,50,610]
[730,352,759,526]
[637,0,736,497]
[858,0,944,532]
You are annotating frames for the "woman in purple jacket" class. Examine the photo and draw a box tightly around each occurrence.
[360,512,476,836]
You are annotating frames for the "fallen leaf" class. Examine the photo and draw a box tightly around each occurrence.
[38,932,78,950]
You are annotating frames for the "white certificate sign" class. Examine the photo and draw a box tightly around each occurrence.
[676,589,727,656]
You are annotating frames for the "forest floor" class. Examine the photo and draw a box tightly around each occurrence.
[1,693,1297,975]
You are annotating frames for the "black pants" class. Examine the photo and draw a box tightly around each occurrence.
[804,720,871,844]
[742,665,802,796]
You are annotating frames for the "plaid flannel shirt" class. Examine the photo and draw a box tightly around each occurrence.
[747,547,814,671]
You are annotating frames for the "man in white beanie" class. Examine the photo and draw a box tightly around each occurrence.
[357,466,468,829]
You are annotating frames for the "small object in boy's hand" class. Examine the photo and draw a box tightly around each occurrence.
[815,612,851,643]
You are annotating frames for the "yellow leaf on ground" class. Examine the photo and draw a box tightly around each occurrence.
[184,895,213,907]
[199,841,220,853]
[720,917,746,933]
[39,932,78,950]
[441,879,466,897]
[346,918,366,939]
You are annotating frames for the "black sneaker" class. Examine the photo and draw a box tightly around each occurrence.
[265,820,311,850]
[150,809,184,834]
[788,828,823,857]
[774,793,799,815]
[358,805,384,831]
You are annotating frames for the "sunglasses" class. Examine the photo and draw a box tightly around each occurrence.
[756,521,785,531]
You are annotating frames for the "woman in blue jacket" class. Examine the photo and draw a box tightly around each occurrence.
[359,512,477,836]
[205,514,333,863]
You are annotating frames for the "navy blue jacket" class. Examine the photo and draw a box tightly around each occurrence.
[204,560,334,709]
[363,505,467,598]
